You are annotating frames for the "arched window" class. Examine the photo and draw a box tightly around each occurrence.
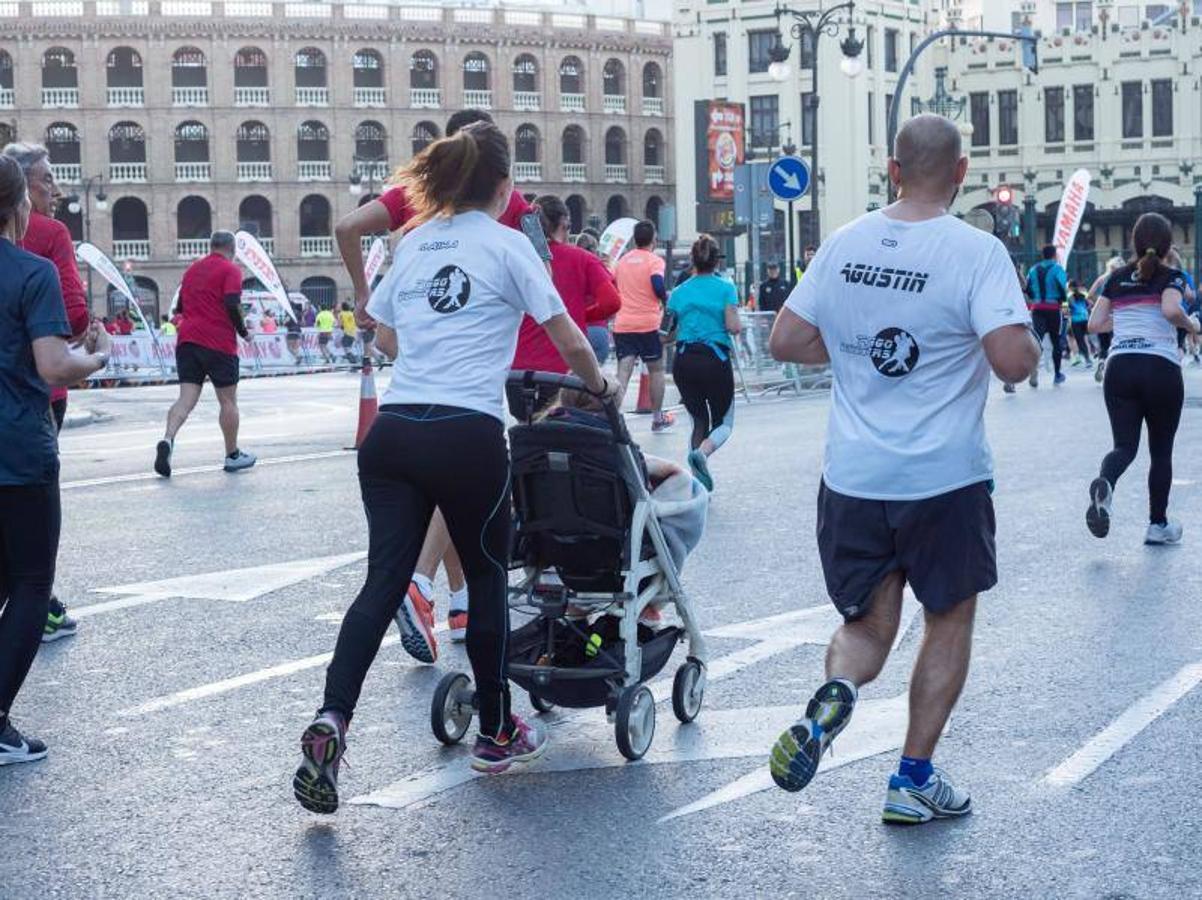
[300,275,337,309]
[236,121,271,162]
[238,195,273,238]
[297,120,329,161]
[299,194,331,236]
[605,127,626,165]
[0,122,14,146]
[642,62,662,98]
[174,121,209,162]
[295,47,327,87]
[42,47,77,89]
[353,49,384,87]
[176,195,212,240]
[45,122,81,165]
[172,47,207,87]
[410,50,438,89]
[602,59,625,96]
[561,126,585,164]
[566,195,586,234]
[645,195,663,227]
[112,196,149,240]
[106,47,143,88]
[411,121,439,156]
[0,50,13,92]
[559,56,583,95]
[355,120,387,162]
[463,52,490,91]
[109,122,146,163]
[111,275,158,319]
[643,128,663,167]
[515,124,540,163]
[234,47,268,87]
[512,54,538,94]
[606,195,628,224]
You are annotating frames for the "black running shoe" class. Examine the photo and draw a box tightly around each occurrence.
[42,596,78,643]
[0,719,48,766]
[293,711,347,814]
[1086,477,1112,538]
[769,679,857,793]
[154,439,172,478]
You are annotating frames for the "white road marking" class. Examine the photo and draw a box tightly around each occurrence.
[73,551,367,618]
[60,449,353,490]
[1043,661,1202,787]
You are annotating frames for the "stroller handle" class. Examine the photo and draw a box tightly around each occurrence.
[506,370,631,443]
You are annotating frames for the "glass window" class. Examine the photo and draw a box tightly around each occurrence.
[1146,4,1169,20]
[885,93,893,131]
[1117,5,1139,27]
[884,29,898,72]
[865,26,874,69]
[1073,84,1094,141]
[1121,81,1142,138]
[801,92,815,146]
[1151,79,1173,137]
[749,31,776,74]
[1045,87,1065,143]
[1075,1,1092,31]
[1011,11,1025,33]
[970,91,990,146]
[1056,2,1073,29]
[867,91,875,145]
[714,32,727,77]
[998,90,1018,145]
[749,94,779,148]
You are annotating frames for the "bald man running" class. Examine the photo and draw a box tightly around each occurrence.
[766,115,1039,824]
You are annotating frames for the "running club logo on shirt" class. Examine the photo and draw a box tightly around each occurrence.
[838,328,920,377]
[838,262,929,294]
[427,265,471,314]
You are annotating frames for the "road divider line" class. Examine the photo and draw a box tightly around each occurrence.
[1043,661,1202,787]
[61,449,354,490]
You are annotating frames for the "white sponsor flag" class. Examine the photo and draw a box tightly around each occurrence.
[364,237,388,285]
[1052,168,1091,268]
[234,231,296,322]
[76,241,152,331]
[598,217,639,269]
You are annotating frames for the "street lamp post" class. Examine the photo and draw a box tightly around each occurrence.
[347,154,388,200]
[769,1,863,247]
[64,175,108,309]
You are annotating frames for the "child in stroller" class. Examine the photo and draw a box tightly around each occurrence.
[431,372,709,761]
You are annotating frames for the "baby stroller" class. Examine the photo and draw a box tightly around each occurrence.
[430,371,708,761]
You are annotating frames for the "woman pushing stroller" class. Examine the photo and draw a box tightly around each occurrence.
[293,122,619,814]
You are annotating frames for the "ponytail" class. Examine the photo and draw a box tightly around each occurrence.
[690,233,721,274]
[399,122,510,225]
[1131,211,1172,283]
[0,154,27,236]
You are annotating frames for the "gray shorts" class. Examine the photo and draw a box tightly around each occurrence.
[816,480,997,621]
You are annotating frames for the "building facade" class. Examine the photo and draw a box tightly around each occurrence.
[0,0,674,316]
[673,0,1202,284]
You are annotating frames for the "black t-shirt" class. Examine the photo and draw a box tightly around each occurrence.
[758,276,789,313]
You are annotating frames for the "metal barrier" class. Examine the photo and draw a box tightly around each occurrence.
[732,310,830,399]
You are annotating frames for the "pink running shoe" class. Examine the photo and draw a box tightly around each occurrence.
[293,711,347,814]
[396,582,438,664]
[470,715,548,774]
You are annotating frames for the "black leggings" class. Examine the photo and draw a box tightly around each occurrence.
[673,344,735,452]
[1099,354,1184,525]
[322,405,513,736]
[1097,331,1112,360]
[1070,321,1091,363]
[1031,309,1064,375]
[0,483,60,720]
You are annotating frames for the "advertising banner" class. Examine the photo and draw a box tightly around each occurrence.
[1052,168,1091,268]
[598,217,639,269]
[364,237,388,284]
[706,102,745,202]
[234,231,295,321]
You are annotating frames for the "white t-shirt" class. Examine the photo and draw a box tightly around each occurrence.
[785,209,1029,501]
[367,210,565,422]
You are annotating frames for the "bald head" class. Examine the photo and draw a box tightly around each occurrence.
[891,114,965,195]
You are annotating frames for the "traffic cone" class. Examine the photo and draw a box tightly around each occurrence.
[635,364,653,414]
[350,356,378,449]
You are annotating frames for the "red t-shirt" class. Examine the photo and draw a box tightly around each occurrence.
[178,253,243,355]
[19,212,89,336]
[378,186,531,232]
[114,316,133,335]
[512,241,615,374]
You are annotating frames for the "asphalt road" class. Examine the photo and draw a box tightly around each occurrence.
[4,365,1202,899]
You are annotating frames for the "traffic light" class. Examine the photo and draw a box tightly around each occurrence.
[993,186,1021,241]
[994,185,1014,206]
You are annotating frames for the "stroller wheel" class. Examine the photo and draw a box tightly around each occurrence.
[615,685,656,761]
[431,672,474,746]
[672,658,705,724]
[528,691,556,715]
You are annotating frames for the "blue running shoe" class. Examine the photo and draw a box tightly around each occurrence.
[769,679,857,793]
[882,768,972,825]
[687,449,713,492]
[1054,371,1067,385]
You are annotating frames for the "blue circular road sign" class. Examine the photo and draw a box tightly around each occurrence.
[768,156,811,202]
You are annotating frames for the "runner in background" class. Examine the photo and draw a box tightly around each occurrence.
[767,115,1038,824]
[160,315,177,336]
[613,219,674,431]
[332,108,532,654]
[1088,256,1124,383]
[153,231,256,477]
[1067,280,1092,368]
[4,142,91,643]
[1026,244,1070,387]
[285,300,303,365]
[1167,249,1198,364]
[1085,213,1201,545]
[337,302,359,366]
[572,231,616,363]
[314,305,335,364]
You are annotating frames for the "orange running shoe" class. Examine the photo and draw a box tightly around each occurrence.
[395,582,438,663]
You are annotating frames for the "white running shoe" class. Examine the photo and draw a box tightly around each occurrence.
[1086,477,1113,539]
[223,449,257,472]
[882,768,972,825]
[1028,369,1039,388]
[1145,520,1183,545]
